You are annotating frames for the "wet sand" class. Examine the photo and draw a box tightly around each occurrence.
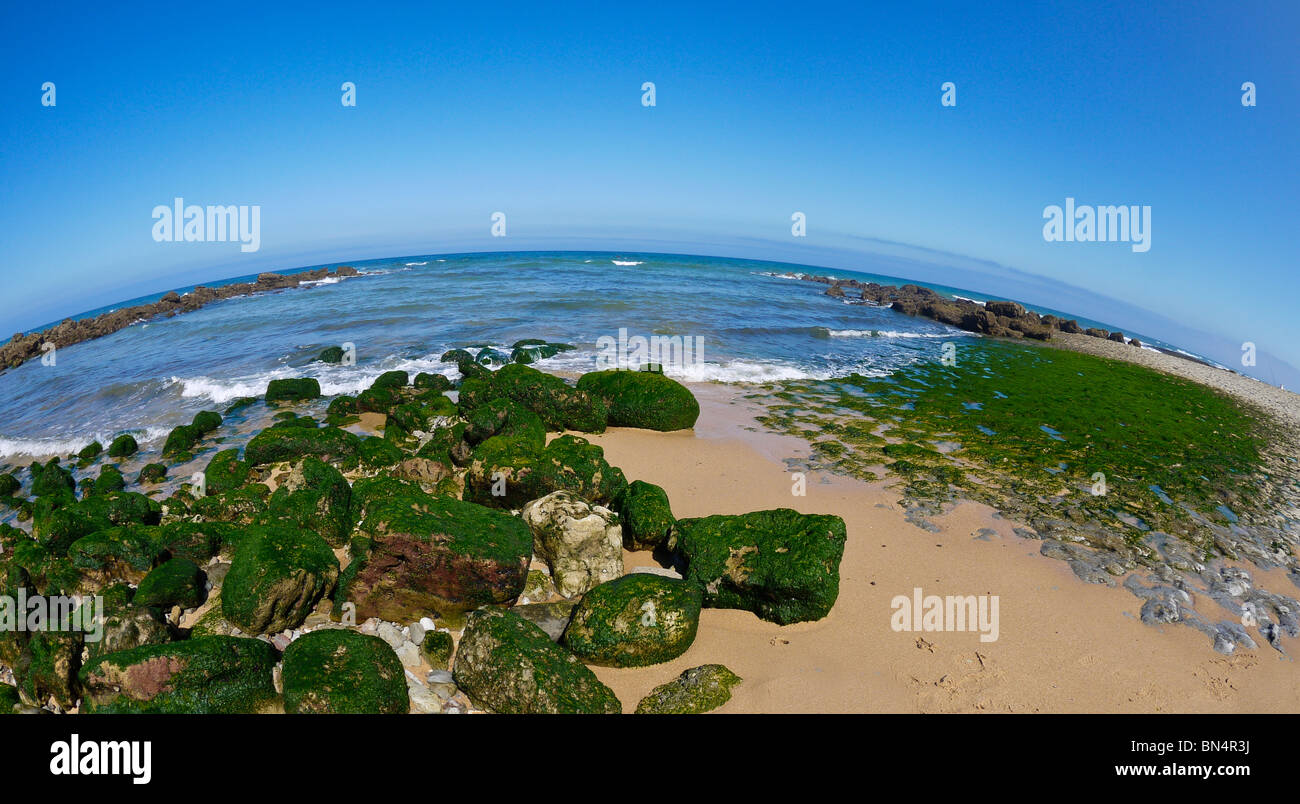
[583,386,1300,713]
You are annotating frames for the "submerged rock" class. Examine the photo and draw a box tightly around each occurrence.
[453,608,621,714]
[265,377,321,403]
[635,664,741,714]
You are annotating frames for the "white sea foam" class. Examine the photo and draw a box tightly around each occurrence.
[405,261,429,266]
[612,260,643,266]
[0,426,171,460]
[952,295,986,306]
[299,276,343,287]
[826,329,963,339]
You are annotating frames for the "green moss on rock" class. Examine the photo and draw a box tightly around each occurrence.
[204,449,250,495]
[244,425,360,466]
[134,558,207,609]
[421,630,454,669]
[282,629,408,714]
[79,636,278,713]
[265,377,321,403]
[634,664,741,714]
[614,480,676,550]
[453,608,621,714]
[676,508,847,625]
[576,370,700,431]
[563,574,702,667]
[220,525,339,634]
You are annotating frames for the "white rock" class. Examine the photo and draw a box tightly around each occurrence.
[521,491,623,599]
[628,565,683,580]
[409,621,427,645]
[395,641,422,668]
[376,622,405,649]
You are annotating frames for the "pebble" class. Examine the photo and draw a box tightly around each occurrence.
[409,621,426,644]
[395,641,422,668]
[376,622,405,649]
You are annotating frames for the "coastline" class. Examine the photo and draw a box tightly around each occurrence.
[584,387,1300,713]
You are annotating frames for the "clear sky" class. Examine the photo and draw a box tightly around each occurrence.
[3,1,1297,382]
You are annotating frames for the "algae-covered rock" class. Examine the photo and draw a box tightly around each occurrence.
[318,345,345,363]
[414,372,454,391]
[15,631,82,709]
[87,464,126,496]
[563,574,701,667]
[204,449,250,495]
[440,348,474,365]
[576,370,700,431]
[0,683,19,714]
[259,457,352,546]
[342,492,531,622]
[158,521,242,562]
[453,608,621,714]
[137,463,167,484]
[357,436,405,469]
[634,664,741,714]
[189,484,270,525]
[107,434,139,458]
[465,433,627,509]
[30,458,75,498]
[0,472,19,497]
[512,601,575,642]
[243,425,360,466]
[77,440,103,463]
[67,525,168,585]
[265,377,321,403]
[220,525,339,634]
[614,480,676,550]
[421,630,455,669]
[462,363,607,433]
[133,557,207,610]
[79,636,278,713]
[676,508,847,624]
[83,588,172,661]
[521,491,623,599]
[282,629,408,714]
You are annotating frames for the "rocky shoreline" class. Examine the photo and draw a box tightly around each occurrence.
[807,273,1149,347]
[0,347,846,714]
[0,266,360,373]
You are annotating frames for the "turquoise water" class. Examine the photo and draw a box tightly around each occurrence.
[0,250,1175,460]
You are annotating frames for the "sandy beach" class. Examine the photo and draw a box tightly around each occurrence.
[583,380,1300,713]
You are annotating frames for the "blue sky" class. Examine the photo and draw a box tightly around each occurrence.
[3,1,1297,383]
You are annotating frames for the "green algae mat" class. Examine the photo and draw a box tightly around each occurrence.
[752,340,1279,554]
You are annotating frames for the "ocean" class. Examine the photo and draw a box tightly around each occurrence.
[0,251,1183,461]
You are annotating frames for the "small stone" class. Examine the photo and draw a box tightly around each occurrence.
[395,641,422,667]
[376,622,405,649]
[409,621,427,645]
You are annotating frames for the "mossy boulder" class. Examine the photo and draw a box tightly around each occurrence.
[265,377,321,403]
[421,630,454,669]
[87,464,126,496]
[282,630,408,714]
[675,508,847,624]
[416,423,473,467]
[82,588,172,661]
[358,436,405,469]
[342,492,532,622]
[158,521,241,562]
[79,636,278,713]
[30,458,75,498]
[137,463,167,484]
[191,410,222,434]
[453,608,621,714]
[475,347,510,366]
[371,370,410,390]
[244,425,360,466]
[0,472,19,497]
[204,449,250,495]
[133,558,207,610]
[67,524,168,585]
[576,370,700,431]
[563,574,702,667]
[461,363,607,433]
[440,348,474,365]
[189,484,270,525]
[0,683,19,713]
[220,525,339,634]
[356,385,401,414]
[635,664,741,714]
[318,345,345,363]
[465,434,627,509]
[258,457,352,546]
[15,631,82,709]
[78,441,103,463]
[414,372,453,391]
[107,433,139,458]
[614,480,676,550]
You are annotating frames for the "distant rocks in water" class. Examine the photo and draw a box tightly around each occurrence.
[804,274,1139,345]
[265,377,321,403]
[635,664,742,714]
[0,266,359,373]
